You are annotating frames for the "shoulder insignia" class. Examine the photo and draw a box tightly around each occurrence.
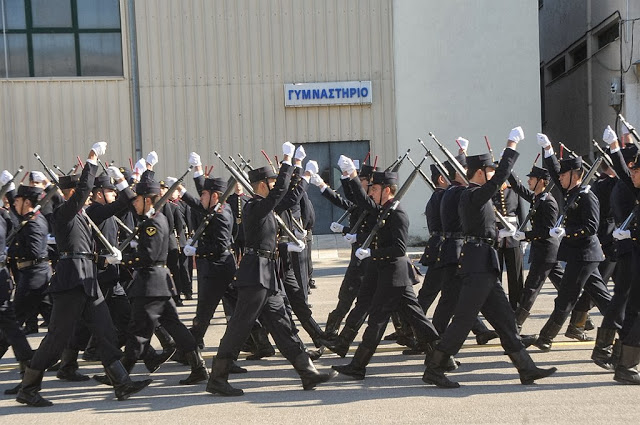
[146,226,157,236]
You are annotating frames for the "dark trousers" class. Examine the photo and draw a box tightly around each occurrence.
[291,249,310,303]
[574,258,617,312]
[601,253,632,330]
[518,261,563,312]
[343,258,377,331]
[30,286,122,370]
[0,302,33,361]
[498,245,524,310]
[178,252,193,296]
[432,265,490,336]
[417,266,444,313]
[14,284,48,329]
[282,267,312,322]
[621,245,640,343]
[217,286,305,362]
[360,284,439,351]
[125,296,196,361]
[99,279,132,347]
[437,271,523,356]
[329,250,366,319]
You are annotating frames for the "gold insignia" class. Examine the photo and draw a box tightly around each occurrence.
[146,226,157,236]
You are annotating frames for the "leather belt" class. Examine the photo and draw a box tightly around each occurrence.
[16,257,49,270]
[430,231,442,237]
[245,248,277,260]
[464,236,496,245]
[443,232,464,239]
[58,252,96,261]
[195,249,232,260]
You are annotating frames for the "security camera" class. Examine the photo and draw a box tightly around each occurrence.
[611,82,618,93]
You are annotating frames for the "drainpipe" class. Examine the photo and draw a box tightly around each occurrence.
[127,0,142,159]
[586,0,594,161]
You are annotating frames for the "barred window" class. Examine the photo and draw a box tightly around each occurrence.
[0,0,123,78]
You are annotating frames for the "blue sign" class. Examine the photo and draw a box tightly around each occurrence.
[284,81,373,107]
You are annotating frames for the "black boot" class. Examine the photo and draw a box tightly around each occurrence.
[300,317,327,348]
[82,335,100,361]
[155,325,178,361]
[104,360,152,401]
[423,348,460,371]
[613,345,640,385]
[4,360,29,395]
[325,310,343,339]
[179,350,209,385]
[533,320,563,352]
[585,314,595,331]
[16,367,53,407]
[422,349,460,388]
[564,311,594,341]
[332,345,375,380]
[206,357,244,396]
[514,307,530,332]
[144,343,176,373]
[56,349,89,381]
[294,352,338,390]
[591,327,617,371]
[307,346,325,361]
[320,325,358,358]
[246,326,276,360]
[475,330,499,345]
[611,339,622,368]
[507,349,557,384]
[93,356,134,386]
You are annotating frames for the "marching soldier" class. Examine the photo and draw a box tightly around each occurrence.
[423,127,556,388]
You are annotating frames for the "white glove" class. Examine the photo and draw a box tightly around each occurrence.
[521,241,529,256]
[549,227,566,239]
[294,229,308,240]
[338,155,356,174]
[0,170,13,186]
[146,151,159,167]
[309,173,325,187]
[183,244,197,256]
[46,234,56,245]
[508,126,525,143]
[188,152,202,167]
[456,137,469,151]
[603,125,618,145]
[513,231,526,241]
[133,158,146,176]
[287,241,305,253]
[498,228,516,239]
[294,146,307,161]
[344,233,357,244]
[355,247,371,260]
[30,171,46,183]
[145,207,156,218]
[106,166,124,180]
[305,160,319,175]
[105,248,122,265]
[282,141,296,157]
[91,141,107,157]
[330,222,344,233]
[536,133,551,149]
[129,240,138,249]
[613,228,631,240]
[166,176,177,187]
[6,182,15,192]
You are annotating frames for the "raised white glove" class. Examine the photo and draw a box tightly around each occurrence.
[106,166,124,180]
[129,240,138,249]
[91,141,107,157]
[294,229,308,240]
[305,160,319,175]
[536,133,551,149]
[183,244,197,256]
[188,152,202,167]
[105,248,122,265]
[549,227,566,239]
[309,173,325,187]
[513,231,526,241]
[30,171,46,183]
[294,146,307,161]
[282,141,296,157]
[344,233,357,244]
[0,170,13,186]
[613,228,631,240]
[456,137,469,151]
[133,158,146,176]
[603,125,618,145]
[498,228,516,239]
[509,126,525,143]
[287,241,305,253]
[46,234,56,245]
[146,151,159,167]
[338,155,356,174]
[145,207,156,218]
[166,176,177,187]
[330,222,344,233]
[355,247,371,260]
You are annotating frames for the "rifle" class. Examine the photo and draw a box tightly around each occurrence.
[95,159,136,237]
[237,153,254,170]
[554,156,604,228]
[360,155,427,250]
[406,154,437,191]
[592,140,614,169]
[261,150,277,173]
[619,114,640,145]
[385,149,410,172]
[34,153,60,185]
[419,142,451,186]
[214,152,304,246]
[5,184,59,247]
[619,205,639,232]
[424,133,469,184]
[187,175,239,246]
[516,182,555,232]
[118,165,194,250]
[335,205,356,225]
[0,166,24,201]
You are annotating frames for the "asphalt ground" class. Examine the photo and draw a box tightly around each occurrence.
[1,235,638,424]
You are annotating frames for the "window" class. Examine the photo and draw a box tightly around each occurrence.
[597,22,619,49]
[548,58,565,81]
[570,42,587,67]
[0,0,123,78]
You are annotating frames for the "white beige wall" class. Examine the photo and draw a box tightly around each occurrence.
[394,0,542,240]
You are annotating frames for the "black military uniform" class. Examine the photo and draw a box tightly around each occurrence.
[508,166,563,330]
[206,162,335,396]
[423,148,556,388]
[16,160,150,407]
[332,171,439,379]
[120,178,207,385]
[533,154,612,351]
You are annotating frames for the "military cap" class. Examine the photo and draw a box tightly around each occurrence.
[430,164,441,185]
[526,166,550,180]
[359,164,377,180]
[135,180,161,197]
[559,157,582,174]
[94,174,116,190]
[248,166,277,184]
[621,145,639,164]
[15,185,43,202]
[371,171,398,186]
[466,153,494,171]
[58,174,80,189]
[203,177,227,193]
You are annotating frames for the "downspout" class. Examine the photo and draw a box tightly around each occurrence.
[586,0,594,161]
[127,0,142,159]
